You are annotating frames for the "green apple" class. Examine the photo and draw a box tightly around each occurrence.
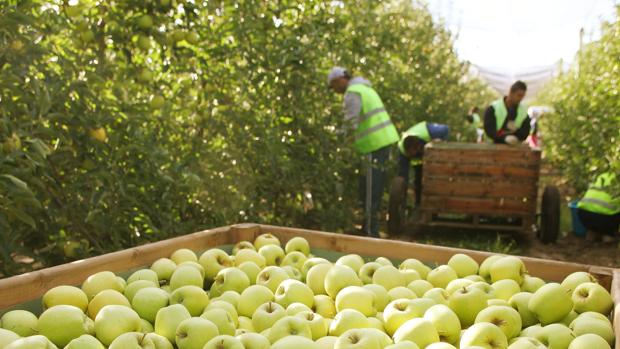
[169,285,209,316]
[401,269,422,284]
[285,237,310,256]
[358,262,382,284]
[237,285,274,317]
[267,316,312,343]
[569,314,614,345]
[568,334,611,349]
[146,333,174,349]
[150,258,177,282]
[271,336,318,349]
[389,286,417,301]
[460,322,508,349]
[94,305,141,346]
[534,323,575,349]
[232,241,256,255]
[423,304,461,345]
[210,267,250,297]
[251,301,286,332]
[301,258,331,279]
[490,256,526,284]
[0,328,20,349]
[561,272,597,294]
[81,271,125,300]
[281,252,308,271]
[238,316,254,331]
[427,265,458,289]
[445,279,474,295]
[571,282,613,315]
[521,275,545,293]
[313,294,337,319]
[204,300,239,326]
[363,284,390,312]
[425,343,455,349]
[295,311,328,340]
[199,249,233,281]
[124,280,159,303]
[383,298,436,335]
[87,289,130,319]
[234,249,266,268]
[448,285,488,328]
[131,287,169,323]
[238,261,261,285]
[175,317,219,349]
[508,292,538,327]
[254,233,281,249]
[470,281,496,299]
[479,255,503,282]
[4,335,57,349]
[488,299,511,307]
[393,318,439,348]
[42,285,89,311]
[407,280,434,297]
[448,253,479,277]
[367,316,385,331]
[202,335,244,349]
[491,279,521,300]
[0,310,38,336]
[422,288,448,305]
[373,265,407,290]
[286,302,313,315]
[560,310,579,326]
[213,291,240,308]
[335,286,376,316]
[519,324,542,338]
[507,337,546,349]
[328,309,370,336]
[139,319,153,333]
[154,304,191,342]
[170,265,204,291]
[576,311,610,322]
[325,265,362,298]
[38,305,92,347]
[275,279,314,309]
[399,259,431,279]
[385,341,422,349]
[256,266,290,292]
[127,269,159,285]
[107,332,150,349]
[64,335,104,349]
[283,265,303,280]
[336,254,365,274]
[475,305,522,340]
[236,333,269,349]
[176,262,205,279]
[333,328,383,349]
[528,282,573,325]
[201,308,236,336]
[258,245,285,266]
[466,275,487,282]
[306,263,332,295]
[170,249,198,264]
[316,336,338,349]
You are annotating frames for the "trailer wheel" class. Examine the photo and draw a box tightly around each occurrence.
[540,185,561,243]
[388,176,407,235]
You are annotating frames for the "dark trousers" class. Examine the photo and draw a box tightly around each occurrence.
[397,153,423,206]
[359,146,391,237]
[577,208,620,236]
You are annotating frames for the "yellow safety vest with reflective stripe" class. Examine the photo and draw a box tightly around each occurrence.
[578,172,620,215]
[492,98,528,131]
[346,83,399,154]
[398,122,430,166]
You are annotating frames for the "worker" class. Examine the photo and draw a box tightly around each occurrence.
[328,67,399,237]
[396,121,449,207]
[577,172,620,242]
[484,81,531,145]
[467,107,484,143]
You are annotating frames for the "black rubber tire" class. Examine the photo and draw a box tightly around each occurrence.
[388,176,407,235]
[540,185,561,243]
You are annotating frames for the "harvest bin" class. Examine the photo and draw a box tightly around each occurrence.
[1,223,619,347]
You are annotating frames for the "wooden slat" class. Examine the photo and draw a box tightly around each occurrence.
[424,163,540,179]
[0,226,233,309]
[425,148,541,167]
[422,178,537,199]
[422,195,536,215]
[424,220,524,232]
[611,270,620,349]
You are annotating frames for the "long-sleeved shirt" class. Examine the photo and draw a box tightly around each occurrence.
[343,77,372,129]
[484,98,531,143]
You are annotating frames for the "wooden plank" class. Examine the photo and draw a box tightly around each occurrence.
[424,163,539,179]
[425,148,540,167]
[422,178,537,199]
[611,270,620,349]
[0,226,233,309]
[422,195,536,215]
[423,220,524,232]
[248,224,615,289]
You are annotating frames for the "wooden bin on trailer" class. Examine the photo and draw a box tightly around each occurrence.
[420,143,541,233]
[0,223,618,347]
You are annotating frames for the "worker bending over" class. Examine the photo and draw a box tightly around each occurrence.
[484,81,531,145]
[577,172,620,242]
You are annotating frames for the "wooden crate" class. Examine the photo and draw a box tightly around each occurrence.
[0,224,618,348]
[420,143,541,232]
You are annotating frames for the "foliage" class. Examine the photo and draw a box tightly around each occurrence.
[537,7,620,196]
[0,0,495,276]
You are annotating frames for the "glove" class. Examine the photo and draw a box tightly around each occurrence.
[505,135,519,145]
[506,120,517,132]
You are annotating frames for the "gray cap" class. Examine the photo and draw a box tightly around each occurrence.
[327,66,348,85]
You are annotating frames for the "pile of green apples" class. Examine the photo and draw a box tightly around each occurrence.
[0,234,616,349]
